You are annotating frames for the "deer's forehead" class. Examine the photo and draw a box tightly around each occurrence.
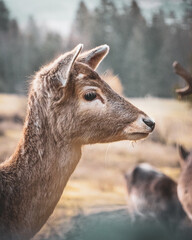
[74,68,107,90]
[75,78,106,90]
[74,62,98,77]
[71,63,113,93]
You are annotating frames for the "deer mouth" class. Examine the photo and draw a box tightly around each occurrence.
[122,129,150,141]
[123,125,151,140]
[128,132,149,140]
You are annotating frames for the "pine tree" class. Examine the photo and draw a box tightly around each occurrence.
[123,27,151,96]
[69,1,91,47]
[183,0,192,28]
[0,0,9,31]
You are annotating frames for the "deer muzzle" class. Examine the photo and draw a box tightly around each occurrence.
[123,114,155,141]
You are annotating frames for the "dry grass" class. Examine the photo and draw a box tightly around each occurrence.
[0,94,192,239]
[0,94,26,117]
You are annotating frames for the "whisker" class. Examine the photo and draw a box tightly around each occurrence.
[104,143,111,165]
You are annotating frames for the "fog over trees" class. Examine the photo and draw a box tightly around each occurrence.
[0,0,191,97]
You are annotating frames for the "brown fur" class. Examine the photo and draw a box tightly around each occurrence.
[178,146,192,221]
[0,44,154,239]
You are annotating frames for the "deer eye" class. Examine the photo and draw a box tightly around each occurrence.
[84,92,97,101]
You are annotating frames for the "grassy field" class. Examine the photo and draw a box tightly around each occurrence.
[0,94,192,239]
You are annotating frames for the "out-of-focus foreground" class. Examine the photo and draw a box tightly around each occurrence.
[0,94,191,239]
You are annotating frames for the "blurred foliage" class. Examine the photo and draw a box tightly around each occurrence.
[70,0,192,97]
[0,1,65,94]
[0,0,192,97]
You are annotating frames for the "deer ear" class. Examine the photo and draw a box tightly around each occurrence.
[178,145,190,166]
[57,44,83,86]
[78,44,109,70]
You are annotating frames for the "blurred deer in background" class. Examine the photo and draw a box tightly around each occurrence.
[173,61,192,221]
[124,163,186,226]
[0,44,155,240]
[178,146,192,220]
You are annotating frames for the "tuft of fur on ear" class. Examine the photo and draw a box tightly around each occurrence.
[78,44,109,70]
[56,44,83,86]
[178,145,190,166]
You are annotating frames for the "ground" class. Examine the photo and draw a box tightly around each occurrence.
[0,94,191,239]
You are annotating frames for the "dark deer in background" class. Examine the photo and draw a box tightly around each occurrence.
[173,61,192,220]
[0,44,155,240]
[124,163,186,226]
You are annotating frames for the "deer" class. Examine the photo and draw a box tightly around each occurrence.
[173,61,192,221]
[124,163,187,226]
[177,146,192,221]
[0,44,155,240]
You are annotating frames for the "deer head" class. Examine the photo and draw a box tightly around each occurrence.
[31,44,155,146]
[124,164,186,224]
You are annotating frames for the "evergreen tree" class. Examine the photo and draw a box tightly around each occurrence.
[123,27,151,96]
[69,1,91,47]
[0,0,9,31]
[183,0,192,28]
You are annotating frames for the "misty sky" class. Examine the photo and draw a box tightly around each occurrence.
[5,0,185,35]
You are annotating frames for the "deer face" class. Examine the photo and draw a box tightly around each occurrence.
[36,44,155,144]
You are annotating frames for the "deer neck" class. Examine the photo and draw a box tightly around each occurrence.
[0,94,82,238]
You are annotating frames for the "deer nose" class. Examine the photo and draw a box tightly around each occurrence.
[143,118,155,131]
